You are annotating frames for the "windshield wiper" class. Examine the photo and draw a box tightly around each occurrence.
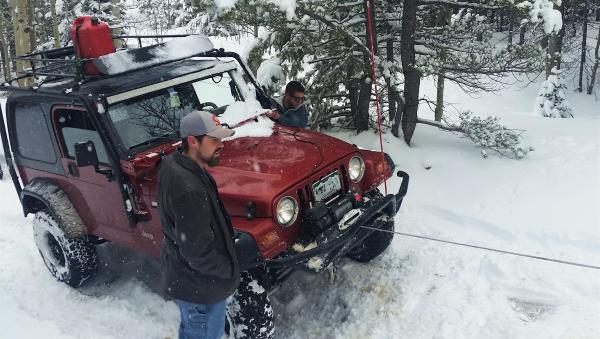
[128,132,179,151]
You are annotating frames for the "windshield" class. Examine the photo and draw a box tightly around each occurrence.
[108,71,242,151]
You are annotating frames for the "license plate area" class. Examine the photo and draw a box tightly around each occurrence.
[312,170,342,203]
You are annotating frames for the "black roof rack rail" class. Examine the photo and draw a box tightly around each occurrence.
[9,34,199,86]
[5,34,267,100]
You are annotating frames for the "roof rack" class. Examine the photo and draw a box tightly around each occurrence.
[3,34,267,102]
[8,34,217,87]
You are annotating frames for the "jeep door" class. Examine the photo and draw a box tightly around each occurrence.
[51,106,130,233]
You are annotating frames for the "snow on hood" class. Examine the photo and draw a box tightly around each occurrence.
[219,98,275,139]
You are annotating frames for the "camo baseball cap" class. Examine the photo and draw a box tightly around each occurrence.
[180,110,234,139]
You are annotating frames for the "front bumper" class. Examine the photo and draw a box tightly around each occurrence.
[264,171,409,271]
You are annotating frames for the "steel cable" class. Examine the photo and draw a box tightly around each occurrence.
[360,225,600,270]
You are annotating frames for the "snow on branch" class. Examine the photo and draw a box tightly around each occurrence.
[534,67,573,118]
[216,0,297,19]
[420,111,533,159]
[297,7,371,56]
[517,0,562,34]
[257,57,284,91]
[419,0,508,10]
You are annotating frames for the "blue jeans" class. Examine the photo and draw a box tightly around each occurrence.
[175,299,227,339]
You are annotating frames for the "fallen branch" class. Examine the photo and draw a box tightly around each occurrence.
[417,111,533,160]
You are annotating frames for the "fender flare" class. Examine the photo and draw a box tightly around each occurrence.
[21,179,88,238]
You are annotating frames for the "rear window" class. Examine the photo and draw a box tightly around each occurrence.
[14,102,56,163]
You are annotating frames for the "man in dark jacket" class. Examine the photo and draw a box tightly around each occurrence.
[157,110,240,339]
[266,80,309,128]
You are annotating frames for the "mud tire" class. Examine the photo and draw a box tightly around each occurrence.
[346,195,395,263]
[226,270,274,339]
[32,210,98,287]
[346,189,395,263]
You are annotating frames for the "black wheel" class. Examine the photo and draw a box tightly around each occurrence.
[32,210,98,287]
[346,216,394,263]
[226,271,274,339]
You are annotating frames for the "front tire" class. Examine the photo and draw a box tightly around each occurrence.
[346,216,394,263]
[226,270,274,339]
[32,210,98,287]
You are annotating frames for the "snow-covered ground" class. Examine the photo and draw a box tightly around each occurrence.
[1,62,599,339]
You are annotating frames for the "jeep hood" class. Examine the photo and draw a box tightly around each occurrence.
[208,126,357,216]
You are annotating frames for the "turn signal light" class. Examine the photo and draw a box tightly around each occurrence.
[258,230,281,250]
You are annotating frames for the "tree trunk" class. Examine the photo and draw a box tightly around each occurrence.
[9,0,32,86]
[347,60,360,127]
[50,0,60,48]
[546,33,559,77]
[26,0,35,52]
[579,2,588,92]
[508,10,514,49]
[363,0,377,55]
[356,66,372,132]
[556,3,565,70]
[519,24,526,45]
[0,12,11,81]
[587,28,600,95]
[111,0,122,48]
[400,0,419,145]
[353,0,376,132]
[434,73,445,121]
[386,9,396,124]
[391,95,404,137]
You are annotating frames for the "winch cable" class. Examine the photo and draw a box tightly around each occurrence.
[366,0,388,195]
[360,225,600,271]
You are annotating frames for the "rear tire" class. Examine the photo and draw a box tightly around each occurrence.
[32,210,98,287]
[226,270,274,339]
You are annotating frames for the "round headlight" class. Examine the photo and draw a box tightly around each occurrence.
[348,156,365,182]
[276,196,298,227]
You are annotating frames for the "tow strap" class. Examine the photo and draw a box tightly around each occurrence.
[366,0,388,195]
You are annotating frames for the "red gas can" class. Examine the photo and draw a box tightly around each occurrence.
[70,16,115,75]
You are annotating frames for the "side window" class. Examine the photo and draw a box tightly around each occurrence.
[14,102,57,163]
[53,108,110,164]
[192,72,238,107]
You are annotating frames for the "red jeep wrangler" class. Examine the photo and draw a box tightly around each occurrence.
[0,30,408,338]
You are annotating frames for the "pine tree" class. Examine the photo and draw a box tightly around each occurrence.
[534,67,574,118]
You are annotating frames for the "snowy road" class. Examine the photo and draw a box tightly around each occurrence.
[1,82,599,338]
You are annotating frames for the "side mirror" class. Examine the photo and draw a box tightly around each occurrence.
[75,141,99,168]
[74,141,114,181]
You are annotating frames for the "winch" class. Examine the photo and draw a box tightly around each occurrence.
[303,192,364,237]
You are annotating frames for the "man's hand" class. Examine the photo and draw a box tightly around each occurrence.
[265,110,281,120]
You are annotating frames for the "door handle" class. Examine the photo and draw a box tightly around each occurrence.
[67,162,79,176]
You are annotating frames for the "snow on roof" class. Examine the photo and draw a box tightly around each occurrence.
[94,35,214,75]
